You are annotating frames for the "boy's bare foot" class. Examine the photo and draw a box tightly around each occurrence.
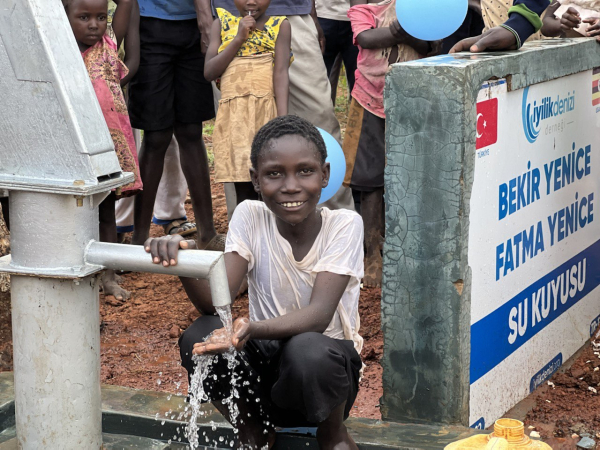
[363,252,382,288]
[100,269,131,301]
[316,403,358,450]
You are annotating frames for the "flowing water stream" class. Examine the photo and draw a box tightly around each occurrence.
[185,305,241,449]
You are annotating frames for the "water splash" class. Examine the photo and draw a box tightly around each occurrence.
[216,305,233,338]
[186,353,217,449]
[186,304,242,449]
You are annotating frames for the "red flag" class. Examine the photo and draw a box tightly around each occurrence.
[476,98,498,150]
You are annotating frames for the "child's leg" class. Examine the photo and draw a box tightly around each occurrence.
[99,193,130,300]
[234,182,259,205]
[316,402,358,450]
[173,122,218,250]
[271,333,361,446]
[360,188,384,288]
[132,128,174,245]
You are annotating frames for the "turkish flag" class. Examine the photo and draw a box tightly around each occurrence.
[476,98,498,150]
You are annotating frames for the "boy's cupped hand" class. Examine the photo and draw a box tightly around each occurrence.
[145,234,196,267]
[193,318,251,355]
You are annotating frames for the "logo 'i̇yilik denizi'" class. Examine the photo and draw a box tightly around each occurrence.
[522,86,575,143]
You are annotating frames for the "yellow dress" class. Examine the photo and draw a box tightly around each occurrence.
[213,8,289,183]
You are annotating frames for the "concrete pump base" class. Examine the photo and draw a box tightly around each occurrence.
[0,372,482,449]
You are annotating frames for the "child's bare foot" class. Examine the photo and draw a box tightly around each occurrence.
[316,402,358,450]
[363,252,382,288]
[100,269,130,301]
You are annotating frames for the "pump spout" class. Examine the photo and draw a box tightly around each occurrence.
[208,255,231,307]
[84,241,231,307]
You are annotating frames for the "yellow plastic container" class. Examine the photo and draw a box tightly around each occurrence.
[444,419,552,450]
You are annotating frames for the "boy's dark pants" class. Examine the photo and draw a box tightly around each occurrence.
[179,315,362,427]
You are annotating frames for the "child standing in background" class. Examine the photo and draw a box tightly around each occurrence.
[204,0,292,208]
[63,0,142,300]
[344,0,436,288]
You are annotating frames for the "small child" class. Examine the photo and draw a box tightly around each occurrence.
[204,0,292,207]
[542,0,600,37]
[147,115,364,450]
[63,0,142,300]
[344,0,435,288]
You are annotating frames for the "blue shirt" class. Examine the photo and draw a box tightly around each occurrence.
[139,0,197,20]
[211,0,311,17]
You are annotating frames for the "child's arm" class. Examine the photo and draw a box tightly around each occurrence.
[121,0,139,87]
[111,0,133,48]
[194,0,214,53]
[193,271,352,354]
[204,15,256,81]
[310,0,326,53]
[235,271,350,343]
[355,20,429,55]
[273,19,291,116]
[145,235,248,316]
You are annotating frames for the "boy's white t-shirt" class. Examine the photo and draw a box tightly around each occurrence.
[225,200,364,353]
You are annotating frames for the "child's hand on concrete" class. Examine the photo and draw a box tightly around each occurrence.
[450,27,518,53]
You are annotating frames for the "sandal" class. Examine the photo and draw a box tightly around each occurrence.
[204,234,227,252]
[163,220,197,237]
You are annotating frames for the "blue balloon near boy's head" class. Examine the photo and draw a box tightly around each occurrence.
[317,128,346,205]
[397,0,468,41]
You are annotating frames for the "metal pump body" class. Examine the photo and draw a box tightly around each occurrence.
[0,1,229,448]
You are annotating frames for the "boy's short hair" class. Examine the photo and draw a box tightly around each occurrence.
[251,115,328,169]
[62,0,75,11]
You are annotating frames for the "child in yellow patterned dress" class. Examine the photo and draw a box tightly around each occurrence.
[204,0,292,207]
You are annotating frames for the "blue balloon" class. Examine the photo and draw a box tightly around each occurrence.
[317,128,346,205]
[397,0,468,41]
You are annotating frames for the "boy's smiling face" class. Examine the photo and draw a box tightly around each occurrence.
[66,0,108,51]
[251,135,330,227]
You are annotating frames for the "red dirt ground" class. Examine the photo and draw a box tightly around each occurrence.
[519,327,600,449]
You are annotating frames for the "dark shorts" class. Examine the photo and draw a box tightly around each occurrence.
[318,17,358,94]
[179,315,362,427]
[128,17,215,131]
[342,98,385,191]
